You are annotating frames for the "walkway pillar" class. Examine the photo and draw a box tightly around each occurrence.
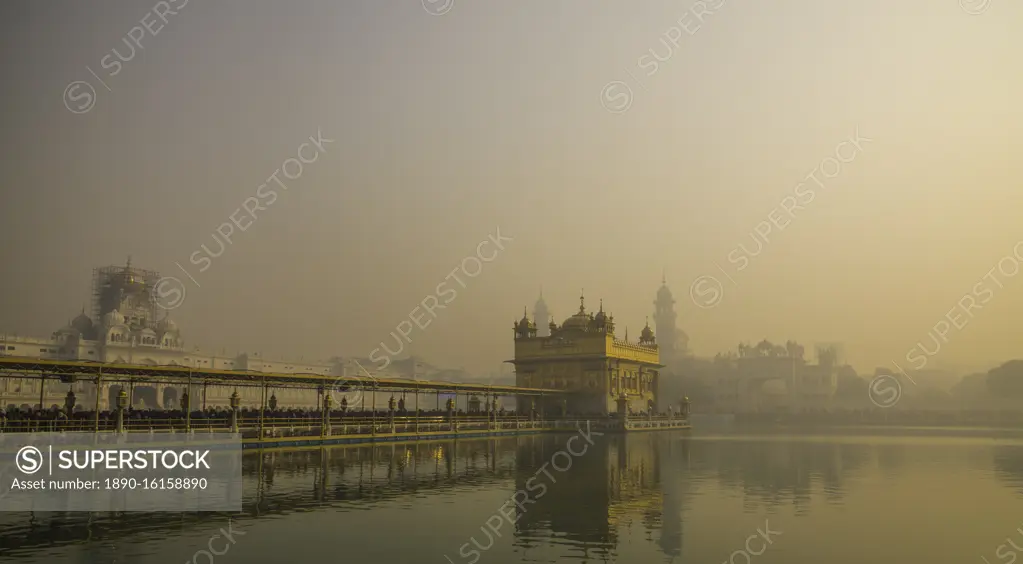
[388,395,396,434]
[93,373,101,432]
[115,388,128,433]
[259,377,266,439]
[65,389,76,420]
[323,393,333,437]
[182,388,191,433]
[184,371,192,433]
[230,390,240,433]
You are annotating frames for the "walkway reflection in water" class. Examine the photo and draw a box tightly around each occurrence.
[3,429,1023,564]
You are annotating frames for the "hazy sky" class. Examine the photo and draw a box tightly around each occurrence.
[0,0,1020,376]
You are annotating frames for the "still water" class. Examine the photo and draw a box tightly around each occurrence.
[3,426,1023,564]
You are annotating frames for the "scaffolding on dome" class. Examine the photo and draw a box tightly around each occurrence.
[91,259,162,330]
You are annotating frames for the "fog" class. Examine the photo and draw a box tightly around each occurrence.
[1,0,1021,388]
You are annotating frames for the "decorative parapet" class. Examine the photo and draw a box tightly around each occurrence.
[608,338,660,364]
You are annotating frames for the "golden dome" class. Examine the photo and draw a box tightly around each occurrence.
[562,291,590,329]
[561,312,590,329]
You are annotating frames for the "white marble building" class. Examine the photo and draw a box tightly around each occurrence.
[0,261,402,412]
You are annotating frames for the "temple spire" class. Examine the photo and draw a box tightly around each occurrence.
[534,289,552,337]
[579,289,585,313]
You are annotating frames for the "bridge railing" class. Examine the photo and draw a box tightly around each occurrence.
[0,413,573,434]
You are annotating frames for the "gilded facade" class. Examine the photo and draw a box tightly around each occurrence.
[510,294,662,415]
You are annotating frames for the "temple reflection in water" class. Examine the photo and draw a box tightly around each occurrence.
[510,433,691,559]
[0,432,890,560]
[3,432,1023,563]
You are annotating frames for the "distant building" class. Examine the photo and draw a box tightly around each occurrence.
[652,275,689,364]
[650,276,692,407]
[0,260,355,411]
[814,342,845,366]
[533,288,551,337]
[388,356,435,380]
[509,293,662,415]
[653,276,677,363]
[708,340,839,412]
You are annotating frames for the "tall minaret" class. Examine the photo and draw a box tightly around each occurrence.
[534,287,551,337]
[653,273,678,362]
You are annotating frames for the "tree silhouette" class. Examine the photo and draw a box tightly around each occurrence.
[987,360,1023,397]
[833,365,865,401]
[951,372,989,401]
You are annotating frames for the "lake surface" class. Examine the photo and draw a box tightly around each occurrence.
[3,425,1023,564]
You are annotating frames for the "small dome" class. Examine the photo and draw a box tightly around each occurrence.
[593,299,610,325]
[515,308,535,333]
[71,312,93,334]
[640,319,655,343]
[103,309,124,327]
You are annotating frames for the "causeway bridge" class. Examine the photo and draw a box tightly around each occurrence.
[0,357,689,446]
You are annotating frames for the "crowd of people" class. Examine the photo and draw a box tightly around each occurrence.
[0,403,685,433]
[0,405,523,433]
